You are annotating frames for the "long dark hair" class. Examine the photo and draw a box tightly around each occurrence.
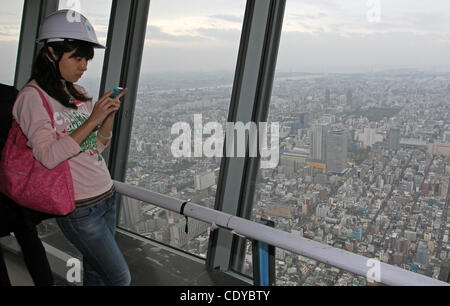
[29,39,94,109]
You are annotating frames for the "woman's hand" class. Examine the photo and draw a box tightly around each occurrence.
[70,88,128,146]
[105,88,128,120]
[96,88,128,145]
[88,88,128,126]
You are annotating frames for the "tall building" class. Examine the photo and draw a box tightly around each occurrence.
[292,112,310,132]
[299,112,309,129]
[316,204,329,219]
[346,89,353,106]
[388,127,401,151]
[363,127,377,148]
[326,129,347,174]
[120,197,143,228]
[444,131,450,143]
[325,89,331,104]
[396,238,409,261]
[416,241,430,265]
[405,230,417,242]
[170,218,209,248]
[194,171,216,191]
[311,122,329,163]
[447,82,450,94]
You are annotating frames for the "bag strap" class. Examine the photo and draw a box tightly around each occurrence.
[25,84,59,139]
[25,85,55,128]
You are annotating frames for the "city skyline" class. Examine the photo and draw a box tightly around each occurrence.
[114,70,450,285]
[2,0,450,83]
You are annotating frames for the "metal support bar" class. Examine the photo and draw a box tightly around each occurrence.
[99,0,150,178]
[14,0,59,89]
[232,0,286,274]
[113,180,449,286]
[208,0,283,273]
[98,0,133,101]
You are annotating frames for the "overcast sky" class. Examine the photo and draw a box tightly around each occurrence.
[1,0,450,83]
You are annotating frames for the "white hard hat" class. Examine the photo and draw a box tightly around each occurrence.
[38,9,105,49]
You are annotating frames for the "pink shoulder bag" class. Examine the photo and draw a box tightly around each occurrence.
[0,85,75,215]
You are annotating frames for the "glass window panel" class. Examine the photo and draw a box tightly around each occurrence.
[120,0,246,258]
[0,0,24,85]
[237,0,450,285]
[59,0,112,98]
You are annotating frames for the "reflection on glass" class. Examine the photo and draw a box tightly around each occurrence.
[0,0,24,85]
[59,0,112,98]
[121,0,245,258]
[243,0,450,285]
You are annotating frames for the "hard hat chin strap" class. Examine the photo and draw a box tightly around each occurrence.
[44,45,65,81]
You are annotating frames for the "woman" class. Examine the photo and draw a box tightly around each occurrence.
[12,10,130,286]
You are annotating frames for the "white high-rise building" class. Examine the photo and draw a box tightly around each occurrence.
[120,197,143,227]
[443,131,450,143]
[311,122,329,162]
[316,204,329,219]
[326,129,347,174]
[388,127,401,151]
[194,171,216,191]
[363,127,377,148]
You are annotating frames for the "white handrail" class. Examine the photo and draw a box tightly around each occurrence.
[114,180,449,286]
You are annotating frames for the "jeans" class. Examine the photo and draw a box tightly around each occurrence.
[56,196,130,286]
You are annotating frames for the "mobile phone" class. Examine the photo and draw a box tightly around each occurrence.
[110,87,124,99]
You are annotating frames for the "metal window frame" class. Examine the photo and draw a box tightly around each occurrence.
[231,0,285,274]
[14,0,59,90]
[97,0,150,224]
[100,0,150,179]
[206,0,285,272]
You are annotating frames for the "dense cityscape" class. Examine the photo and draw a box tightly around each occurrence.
[117,70,450,286]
